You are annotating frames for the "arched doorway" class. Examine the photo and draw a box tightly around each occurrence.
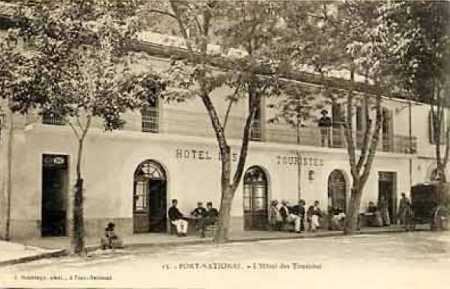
[133,160,167,233]
[243,166,268,230]
[328,170,347,211]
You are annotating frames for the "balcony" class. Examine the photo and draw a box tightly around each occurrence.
[162,109,417,154]
[42,112,65,126]
[24,108,417,155]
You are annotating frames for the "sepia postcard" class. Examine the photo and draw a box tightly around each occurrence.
[0,1,449,288]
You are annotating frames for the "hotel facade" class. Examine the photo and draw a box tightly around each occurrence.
[0,30,447,240]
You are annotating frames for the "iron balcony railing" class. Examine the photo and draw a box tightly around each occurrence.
[163,109,417,154]
[29,108,417,154]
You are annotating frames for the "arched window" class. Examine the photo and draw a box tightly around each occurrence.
[243,166,269,230]
[133,160,167,233]
[328,170,347,211]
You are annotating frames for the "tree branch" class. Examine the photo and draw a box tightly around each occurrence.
[169,0,193,53]
[223,76,242,130]
[356,85,370,172]
[200,91,227,150]
[360,94,382,186]
[68,120,81,140]
[231,85,258,192]
[147,9,177,19]
[344,69,358,179]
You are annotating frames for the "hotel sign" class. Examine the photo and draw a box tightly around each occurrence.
[276,155,324,167]
[43,154,68,169]
[175,148,240,162]
[175,148,324,167]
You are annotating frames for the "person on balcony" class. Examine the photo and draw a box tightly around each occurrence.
[318,109,332,146]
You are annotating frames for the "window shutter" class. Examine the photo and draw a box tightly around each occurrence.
[429,111,435,144]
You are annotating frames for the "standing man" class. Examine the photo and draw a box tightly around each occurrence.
[168,199,188,236]
[318,109,332,146]
[398,193,410,225]
[398,193,412,230]
[270,200,283,231]
[378,195,391,226]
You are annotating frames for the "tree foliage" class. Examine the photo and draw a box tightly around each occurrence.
[148,0,282,242]
[3,0,164,253]
[386,0,450,181]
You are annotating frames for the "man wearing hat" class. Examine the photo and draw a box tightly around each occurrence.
[318,109,332,146]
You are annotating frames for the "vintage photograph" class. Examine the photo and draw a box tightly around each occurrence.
[0,1,449,288]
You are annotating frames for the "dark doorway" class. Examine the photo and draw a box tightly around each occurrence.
[41,154,68,237]
[328,170,347,211]
[378,172,397,221]
[243,166,268,230]
[133,160,167,233]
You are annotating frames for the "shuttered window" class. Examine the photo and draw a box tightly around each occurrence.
[429,111,445,144]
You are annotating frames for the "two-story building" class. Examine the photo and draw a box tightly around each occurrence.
[0,28,447,240]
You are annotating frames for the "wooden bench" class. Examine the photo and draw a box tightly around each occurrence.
[204,223,218,237]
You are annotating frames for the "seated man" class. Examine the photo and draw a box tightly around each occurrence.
[330,206,346,231]
[100,222,124,250]
[290,199,306,232]
[191,201,207,230]
[168,199,188,236]
[365,201,383,227]
[279,201,301,233]
[191,202,207,218]
[307,200,322,232]
[199,202,219,238]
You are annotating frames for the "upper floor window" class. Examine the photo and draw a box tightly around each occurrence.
[382,108,394,151]
[250,96,263,141]
[331,101,345,127]
[142,97,159,133]
[42,111,65,126]
[429,110,446,145]
[356,105,364,132]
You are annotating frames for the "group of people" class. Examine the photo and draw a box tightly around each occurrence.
[270,200,323,233]
[363,193,413,229]
[169,199,219,237]
[364,196,391,227]
[99,193,415,249]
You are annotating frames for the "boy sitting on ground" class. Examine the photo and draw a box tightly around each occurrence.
[100,222,124,250]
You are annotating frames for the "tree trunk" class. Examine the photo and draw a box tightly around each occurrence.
[297,151,302,200]
[72,138,85,254]
[2,107,13,240]
[214,183,233,243]
[344,184,363,234]
[296,115,302,200]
